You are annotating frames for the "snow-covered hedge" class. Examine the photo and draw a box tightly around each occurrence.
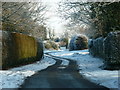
[2,31,43,69]
[89,37,104,58]
[89,31,120,70]
[69,35,88,51]
[36,38,44,61]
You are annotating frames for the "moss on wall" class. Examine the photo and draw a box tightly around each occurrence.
[12,33,37,60]
[2,31,43,69]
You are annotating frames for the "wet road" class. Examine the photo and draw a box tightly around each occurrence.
[19,55,109,89]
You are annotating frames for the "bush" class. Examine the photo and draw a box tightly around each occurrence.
[36,38,44,60]
[44,42,52,49]
[89,31,120,70]
[69,35,88,51]
[89,37,104,58]
[103,31,120,69]
[44,40,59,50]
[60,38,69,48]
[90,2,120,38]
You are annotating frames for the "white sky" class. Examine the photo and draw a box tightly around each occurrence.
[43,0,66,36]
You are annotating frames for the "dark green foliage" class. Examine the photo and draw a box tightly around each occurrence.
[88,2,120,70]
[90,2,120,38]
[104,32,120,70]
[89,31,120,70]
[36,38,44,60]
[88,37,104,58]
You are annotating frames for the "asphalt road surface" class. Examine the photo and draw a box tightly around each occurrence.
[19,56,109,89]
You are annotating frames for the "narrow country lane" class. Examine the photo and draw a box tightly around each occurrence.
[19,55,109,89]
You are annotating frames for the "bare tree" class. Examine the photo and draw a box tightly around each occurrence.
[58,1,120,38]
[58,1,92,26]
[57,1,93,38]
[2,2,48,38]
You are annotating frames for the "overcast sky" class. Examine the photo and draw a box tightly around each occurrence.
[43,0,66,36]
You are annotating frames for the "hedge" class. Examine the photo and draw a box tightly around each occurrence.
[2,31,43,69]
[69,35,88,51]
[89,31,120,70]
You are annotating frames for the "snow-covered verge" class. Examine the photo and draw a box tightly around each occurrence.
[60,59,69,66]
[44,46,68,53]
[44,50,69,67]
[49,49,120,89]
[0,56,56,89]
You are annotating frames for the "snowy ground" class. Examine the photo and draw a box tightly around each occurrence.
[48,49,120,89]
[1,49,119,89]
[0,56,56,89]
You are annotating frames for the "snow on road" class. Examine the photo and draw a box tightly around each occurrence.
[0,56,56,89]
[49,49,120,89]
[60,59,69,66]
[44,49,69,67]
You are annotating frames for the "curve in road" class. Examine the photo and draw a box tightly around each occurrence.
[19,56,109,89]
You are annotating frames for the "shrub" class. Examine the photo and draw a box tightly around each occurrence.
[88,37,104,58]
[44,40,59,50]
[69,35,88,51]
[89,31,120,70]
[36,38,44,60]
[44,42,52,49]
[103,31,120,70]
[60,38,69,48]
